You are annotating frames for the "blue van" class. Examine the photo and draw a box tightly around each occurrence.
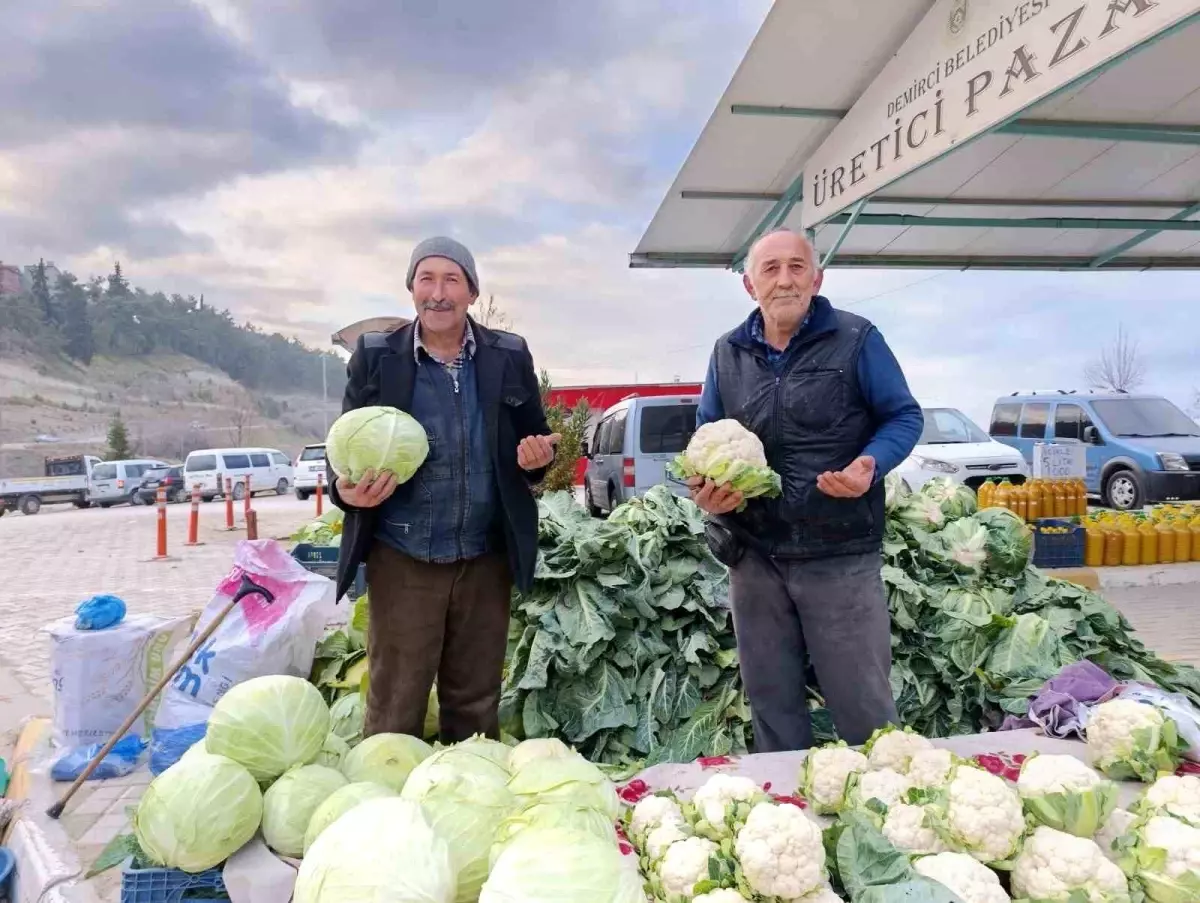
[989,392,1200,511]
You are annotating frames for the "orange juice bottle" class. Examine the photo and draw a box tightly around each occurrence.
[1027,485,1041,522]
[1156,520,1176,564]
[1173,518,1191,562]
[1041,480,1057,518]
[978,481,994,509]
[995,480,1013,512]
[1052,479,1068,518]
[1071,479,1086,517]
[1084,518,1105,568]
[1120,517,1141,566]
[1138,519,1159,564]
[1012,484,1028,522]
[1190,516,1200,561]
[1103,522,1123,567]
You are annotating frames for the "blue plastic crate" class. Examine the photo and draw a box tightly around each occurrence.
[1032,518,1086,569]
[120,865,229,903]
[291,543,366,600]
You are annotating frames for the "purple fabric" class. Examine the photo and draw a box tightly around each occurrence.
[1000,661,1121,738]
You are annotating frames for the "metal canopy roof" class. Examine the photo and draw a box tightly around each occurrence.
[633,1,1200,271]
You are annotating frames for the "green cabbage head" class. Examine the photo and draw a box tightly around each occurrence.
[508,737,574,774]
[303,781,396,854]
[506,753,619,821]
[326,405,429,484]
[328,693,364,746]
[401,747,516,902]
[920,476,978,519]
[312,732,351,770]
[261,764,348,857]
[667,419,781,501]
[975,506,1033,577]
[295,798,455,903]
[134,750,263,873]
[205,675,331,782]
[341,732,433,792]
[480,827,643,903]
[492,801,619,864]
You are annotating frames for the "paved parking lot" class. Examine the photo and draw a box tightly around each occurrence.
[0,494,320,702]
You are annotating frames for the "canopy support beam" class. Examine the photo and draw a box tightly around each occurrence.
[679,190,1199,210]
[629,252,1200,270]
[821,198,868,268]
[730,174,805,272]
[824,213,1200,232]
[1088,201,1200,268]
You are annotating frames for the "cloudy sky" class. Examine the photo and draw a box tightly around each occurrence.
[2,0,1197,426]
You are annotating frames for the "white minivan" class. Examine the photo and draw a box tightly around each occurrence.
[893,407,1029,493]
[583,394,699,515]
[293,443,327,500]
[183,448,295,501]
[88,459,171,507]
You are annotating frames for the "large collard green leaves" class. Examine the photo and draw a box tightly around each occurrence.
[502,487,747,767]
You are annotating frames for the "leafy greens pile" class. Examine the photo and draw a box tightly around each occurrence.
[290,508,344,547]
[878,476,1200,740]
[501,486,748,767]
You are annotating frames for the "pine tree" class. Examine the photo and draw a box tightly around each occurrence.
[107,412,132,459]
[106,262,130,298]
[31,259,55,324]
[59,275,95,364]
[535,370,590,496]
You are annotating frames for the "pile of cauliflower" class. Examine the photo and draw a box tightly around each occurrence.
[622,717,1199,903]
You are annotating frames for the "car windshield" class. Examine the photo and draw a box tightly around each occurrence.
[299,446,326,462]
[1090,398,1200,438]
[919,408,990,444]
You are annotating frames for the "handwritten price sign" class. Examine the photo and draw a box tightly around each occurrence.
[1033,443,1086,479]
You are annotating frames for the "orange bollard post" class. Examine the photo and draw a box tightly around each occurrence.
[185,484,202,546]
[315,472,324,516]
[246,509,259,541]
[243,475,252,519]
[154,486,168,559]
[225,477,235,530]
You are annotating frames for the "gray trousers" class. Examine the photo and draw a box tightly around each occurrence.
[728,549,898,752]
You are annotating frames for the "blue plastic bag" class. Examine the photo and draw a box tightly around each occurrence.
[149,723,208,775]
[74,594,127,631]
[51,734,146,782]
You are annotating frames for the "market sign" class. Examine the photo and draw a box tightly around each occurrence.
[1033,442,1087,478]
[799,0,1200,229]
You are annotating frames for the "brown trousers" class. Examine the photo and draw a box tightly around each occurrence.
[363,543,511,743]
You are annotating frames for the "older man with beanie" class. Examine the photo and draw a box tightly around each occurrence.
[329,236,559,743]
[691,229,923,753]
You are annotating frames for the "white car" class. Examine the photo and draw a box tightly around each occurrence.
[293,443,327,500]
[894,407,1028,493]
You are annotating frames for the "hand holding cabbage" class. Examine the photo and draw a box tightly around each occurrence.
[326,406,430,507]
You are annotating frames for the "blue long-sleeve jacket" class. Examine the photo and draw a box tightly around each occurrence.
[697,300,923,482]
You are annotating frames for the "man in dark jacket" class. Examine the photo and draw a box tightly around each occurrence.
[329,236,558,743]
[691,228,923,752]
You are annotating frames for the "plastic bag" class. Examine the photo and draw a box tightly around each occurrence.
[1115,684,1200,762]
[149,540,335,774]
[51,734,146,782]
[75,594,127,630]
[45,613,193,750]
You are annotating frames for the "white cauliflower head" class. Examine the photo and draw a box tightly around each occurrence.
[658,836,719,899]
[798,885,843,903]
[690,774,763,832]
[801,744,869,815]
[909,748,957,789]
[1018,754,1118,837]
[630,794,686,842]
[1019,754,1105,796]
[1134,814,1200,900]
[849,768,913,811]
[884,803,948,855]
[1086,699,1178,782]
[865,726,935,774]
[914,852,1012,903]
[733,802,826,901]
[1095,808,1138,862]
[1143,774,1200,827]
[940,765,1026,863]
[673,420,780,500]
[1011,825,1131,903]
[644,820,690,863]
[692,891,750,903]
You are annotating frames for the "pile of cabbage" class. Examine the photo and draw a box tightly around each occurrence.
[876,476,1200,741]
[132,676,641,902]
[623,724,1199,903]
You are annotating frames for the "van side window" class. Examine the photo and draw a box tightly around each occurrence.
[271,452,289,466]
[126,464,148,479]
[639,404,699,454]
[223,454,251,470]
[594,419,611,455]
[608,410,628,455]
[186,455,217,472]
[1054,404,1084,441]
[1020,403,1050,439]
[250,453,270,468]
[92,464,116,481]
[990,403,1021,437]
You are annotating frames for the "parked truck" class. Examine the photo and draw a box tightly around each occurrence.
[0,454,102,516]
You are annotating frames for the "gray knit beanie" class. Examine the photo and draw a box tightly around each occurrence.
[405,236,479,295]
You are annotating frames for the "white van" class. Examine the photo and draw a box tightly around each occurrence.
[583,394,699,515]
[293,443,327,500]
[893,407,1029,493]
[183,448,294,501]
[88,459,171,507]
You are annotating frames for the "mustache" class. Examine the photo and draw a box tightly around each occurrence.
[421,301,454,311]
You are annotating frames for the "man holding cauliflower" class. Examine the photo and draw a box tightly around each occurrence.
[689,228,923,752]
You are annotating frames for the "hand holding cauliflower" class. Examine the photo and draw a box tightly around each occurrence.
[668,420,781,513]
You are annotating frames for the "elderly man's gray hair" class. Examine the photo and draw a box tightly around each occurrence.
[745,228,819,272]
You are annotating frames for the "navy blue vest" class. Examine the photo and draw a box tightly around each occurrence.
[375,355,498,562]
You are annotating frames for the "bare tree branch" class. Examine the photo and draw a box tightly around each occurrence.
[1083,325,1147,393]
[476,294,513,330]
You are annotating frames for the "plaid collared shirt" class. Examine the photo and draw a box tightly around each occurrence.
[414,321,476,391]
[748,306,813,365]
